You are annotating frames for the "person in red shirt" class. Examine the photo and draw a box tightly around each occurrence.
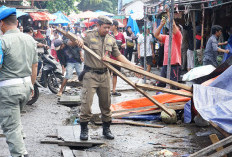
[153,7,182,88]
[110,20,126,96]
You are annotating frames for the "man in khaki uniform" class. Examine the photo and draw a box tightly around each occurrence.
[0,7,38,157]
[77,16,140,140]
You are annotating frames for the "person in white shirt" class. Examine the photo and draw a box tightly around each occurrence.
[137,26,154,72]
[46,25,52,46]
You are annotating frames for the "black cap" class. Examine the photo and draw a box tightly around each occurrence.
[113,20,119,26]
[54,39,63,51]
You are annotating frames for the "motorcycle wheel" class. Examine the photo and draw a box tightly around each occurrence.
[27,85,39,105]
[47,73,63,94]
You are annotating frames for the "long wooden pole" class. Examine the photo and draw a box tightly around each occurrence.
[192,11,196,51]
[201,3,205,53]
[144,6,147,83]
[103,57,192,92]
[167,0,175,88]
[135,83,193,97]
[56,28,174,117]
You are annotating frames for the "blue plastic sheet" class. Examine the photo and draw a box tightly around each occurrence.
[222,35,232,62]
[184,66,232,133]
[122,114,161,121]
[127,10,140,36]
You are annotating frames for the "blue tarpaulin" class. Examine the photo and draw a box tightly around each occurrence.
[184,66,232,133]
[49,11,70,26]
[127,11,140,36]
[222,35,232,62]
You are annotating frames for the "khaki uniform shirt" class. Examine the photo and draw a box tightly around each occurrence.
[83,29,121,68]
[0,29,38,81]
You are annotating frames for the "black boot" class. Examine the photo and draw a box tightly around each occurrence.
[103,121,114,140]
[80,122,88,140]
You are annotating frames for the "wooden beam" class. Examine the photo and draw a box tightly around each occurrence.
[208,145,232,157]
[56,28,174,117]
[136,83,193,98]
[112,119,164,128]
[112,104,185,118]
[209,121,230,137]
[189,135,232,157]
[209,134,227,157]
[61,148,75,157]
[112,102,187,114]
[103,57,192,92]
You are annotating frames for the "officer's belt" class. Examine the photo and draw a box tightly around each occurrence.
[84,65,108,74]
[0,76,31,87]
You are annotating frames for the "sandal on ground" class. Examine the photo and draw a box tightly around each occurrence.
[56,92,62,97]
[111,92,121,96]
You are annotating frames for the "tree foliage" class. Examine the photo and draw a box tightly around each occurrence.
[46,0,80,15]
[78,0,118,14]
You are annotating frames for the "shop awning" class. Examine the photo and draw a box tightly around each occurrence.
[29,12,55,21]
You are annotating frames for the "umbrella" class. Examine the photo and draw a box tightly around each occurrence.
[82,19,95,27]
[16,10,28,18]
[76,10,98,19]
[49,11,70,26]
[68,12,80,23]
[127,11,140,35]
[95,10,114,17]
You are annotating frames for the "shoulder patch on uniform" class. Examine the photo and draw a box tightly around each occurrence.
[90,38,98,43]
[107,38,113,45]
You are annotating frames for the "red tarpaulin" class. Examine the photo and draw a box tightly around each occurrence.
[29,12,55,21]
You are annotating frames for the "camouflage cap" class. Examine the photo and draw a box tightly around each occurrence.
[98,15,113,25]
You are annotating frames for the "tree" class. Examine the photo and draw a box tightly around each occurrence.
[45,0,80,15]
[78,0,118,14]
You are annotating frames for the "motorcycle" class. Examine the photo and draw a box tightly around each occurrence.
[27,48,63,105]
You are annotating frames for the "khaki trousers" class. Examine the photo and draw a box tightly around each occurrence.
[80,71,111,122]
[0,82,32,157]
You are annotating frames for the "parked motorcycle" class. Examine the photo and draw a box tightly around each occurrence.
[27,48,63,105]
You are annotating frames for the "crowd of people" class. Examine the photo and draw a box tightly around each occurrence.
[0,4,231,157]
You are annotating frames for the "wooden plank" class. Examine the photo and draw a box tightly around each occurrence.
[208,145,232,157]
[153,145,199,150]
[61,147,75,157]
[86,151,101,157]
[57,126,76,141]
[72,150,101,157]
[189,135,232,157]
[209,121,230,137]
[59,95,81,105]
[103,57,192,92]
[72,150,88,157]
[57,126,105,145]
[40,139,63,144]
[56,28,174,117]
[209,134,227,157]
[58,141,92,147]
[112,102,187,114]
[112,119,164,128]
[112,104,185,118]
[136,83,193,98]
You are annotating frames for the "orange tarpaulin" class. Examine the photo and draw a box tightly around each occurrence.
[29,12,55,21]
[111,91,191,112]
